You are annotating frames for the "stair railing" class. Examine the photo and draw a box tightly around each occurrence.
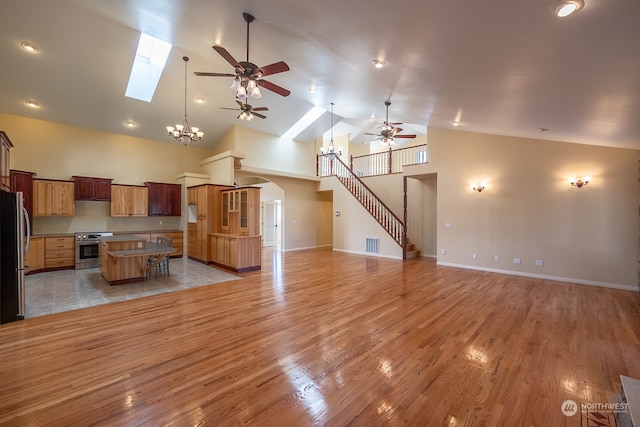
[318,154,405,248]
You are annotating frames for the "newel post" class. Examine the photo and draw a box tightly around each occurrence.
[388,147,393,174]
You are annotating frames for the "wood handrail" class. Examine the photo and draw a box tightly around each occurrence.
[318,154,405,248]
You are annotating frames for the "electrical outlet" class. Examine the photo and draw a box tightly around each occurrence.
[535,260,543,267]
[445,223,452,229]
[514,258,521,264]
[441,249,446,255]
[472,253,477,259]
[494,255,500,262]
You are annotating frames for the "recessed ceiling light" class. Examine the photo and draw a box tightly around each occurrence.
[372,59,386,69]
[451,120,461,127]
[20,41,39,53]
[537,127,549,133]
[551,0,584,17]
[25,100,40,108]
[125,121,136,128]
[195,96,205,104]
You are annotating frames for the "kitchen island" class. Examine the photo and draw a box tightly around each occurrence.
[99,234,175,285]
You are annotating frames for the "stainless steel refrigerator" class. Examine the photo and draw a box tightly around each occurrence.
[0,190,30,324]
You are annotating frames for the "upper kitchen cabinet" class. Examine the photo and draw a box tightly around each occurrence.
[0,131,13,191]
[73,176,113,201]
[145,182,181,216]
[110,185,148,217]
[32,179,75,216]
[11,170,36,226]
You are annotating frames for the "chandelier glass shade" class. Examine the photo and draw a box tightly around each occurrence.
[166,56,203,145]
[231,76,262,100]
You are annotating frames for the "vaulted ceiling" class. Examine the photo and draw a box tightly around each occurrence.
[1,0,638,151]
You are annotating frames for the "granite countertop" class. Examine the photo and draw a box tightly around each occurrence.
[99,234,148,242]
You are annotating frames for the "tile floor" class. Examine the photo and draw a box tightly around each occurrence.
[24,258,240,318]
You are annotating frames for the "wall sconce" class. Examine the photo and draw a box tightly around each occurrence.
[568,176,591,188]
[472,183,486,192]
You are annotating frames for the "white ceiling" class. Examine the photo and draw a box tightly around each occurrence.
[1,0,639,151]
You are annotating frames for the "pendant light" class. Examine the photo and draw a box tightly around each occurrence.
[166,56,204,145]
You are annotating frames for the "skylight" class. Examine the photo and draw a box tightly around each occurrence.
[125,33,172,102]
[280,106,326,141]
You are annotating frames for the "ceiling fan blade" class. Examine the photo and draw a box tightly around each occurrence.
[194,72,236,77]
[221,107,241,111]
[395,134,417,138]
[252,107,268,112]
[212,45,242,69]
[257,61,290,77]
[364,132,380,136]
[252,112,267,119]
[236,100,245,108]
[257,79,291,97]
[388,122,403,126]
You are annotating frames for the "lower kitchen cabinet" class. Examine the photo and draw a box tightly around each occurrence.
[25,237,45,273]
[44,236,75,269]
[209,234,261,272]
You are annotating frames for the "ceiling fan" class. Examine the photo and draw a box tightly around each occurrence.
[194,12,291,99]
[364,101,416,145]
[221,100,268,120]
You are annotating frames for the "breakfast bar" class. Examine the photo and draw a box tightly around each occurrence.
[99,235,175,285]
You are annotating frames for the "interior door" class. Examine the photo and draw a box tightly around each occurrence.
[261,201,276,247]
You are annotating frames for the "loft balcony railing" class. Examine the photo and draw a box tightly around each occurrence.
[349,144,428,178]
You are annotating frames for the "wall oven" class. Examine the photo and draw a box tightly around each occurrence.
[75,232,112,269]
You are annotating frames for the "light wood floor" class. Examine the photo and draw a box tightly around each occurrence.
[0,248,638,426]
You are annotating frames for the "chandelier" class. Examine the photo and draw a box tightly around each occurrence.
[320,102,343,157]
[166,56,203,145]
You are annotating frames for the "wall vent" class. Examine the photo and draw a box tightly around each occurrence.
[365,237,379,254]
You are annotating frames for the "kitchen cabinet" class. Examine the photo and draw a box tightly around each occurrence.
[25,236,45,273]
[110,185,148,216]
[145,182,181,216]
[0,131,13,191]
[221,187,260,235]
[209,234,261,272]
[33,179,75,217]
[73,176,112,201]
[10,169,36,226]
[44,236,74,269]
[187,184,232,262]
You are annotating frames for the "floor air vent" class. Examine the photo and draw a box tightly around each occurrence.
[365,237,379,254]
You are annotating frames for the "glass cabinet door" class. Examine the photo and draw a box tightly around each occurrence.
[222,192,229,227]
[240,190,248,228]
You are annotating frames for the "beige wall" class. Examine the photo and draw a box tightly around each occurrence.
[409,127,639,289]
[234,171,332,251]
[318,176,403,259]
[2,113,213,234]
[231,126,317,177]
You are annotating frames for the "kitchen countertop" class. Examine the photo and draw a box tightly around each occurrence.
[99,234,147,242]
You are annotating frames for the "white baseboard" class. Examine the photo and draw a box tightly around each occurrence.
[436,261,638,291]
[332,248,403,260]
[283,244,332,252]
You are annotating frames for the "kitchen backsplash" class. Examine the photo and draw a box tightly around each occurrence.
[32,201,182,235]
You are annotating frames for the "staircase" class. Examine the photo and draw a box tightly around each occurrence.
[318,154,418,259]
